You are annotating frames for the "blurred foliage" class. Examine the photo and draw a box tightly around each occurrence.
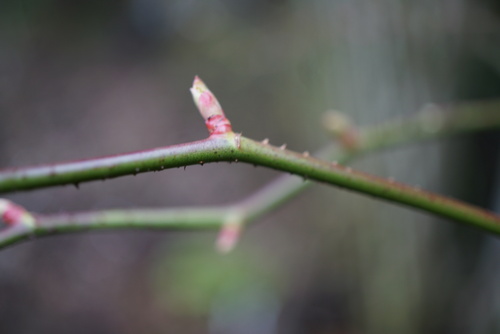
[151,236,283,317]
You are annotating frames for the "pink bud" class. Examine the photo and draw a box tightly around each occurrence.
[190,76,233,136]
[190,76,225,120]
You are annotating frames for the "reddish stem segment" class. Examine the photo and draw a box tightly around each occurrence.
[206,114,233,136]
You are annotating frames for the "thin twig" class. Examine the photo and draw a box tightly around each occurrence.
[1,100,500,249]
[0,137,235,193]
[1,78,499,249]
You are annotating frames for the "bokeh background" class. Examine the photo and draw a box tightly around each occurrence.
[1,1,500,333]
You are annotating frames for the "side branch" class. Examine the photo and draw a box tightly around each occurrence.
[355,101,500,152]
[0,207,233,249]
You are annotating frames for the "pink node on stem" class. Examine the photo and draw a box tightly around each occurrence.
[216,222,242,253]
[0,199,33,226]
[205,114,233,136]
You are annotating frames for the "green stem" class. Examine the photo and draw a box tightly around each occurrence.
[0,207,234,248]
[245,101,500,230]
[0,102,499,249]
[235,137,500,233]
[0,137,236,193]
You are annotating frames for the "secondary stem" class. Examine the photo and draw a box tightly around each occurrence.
[0,207,233,248]
[355,101,500,152]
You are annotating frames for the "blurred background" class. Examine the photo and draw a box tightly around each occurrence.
[0,0,499,333]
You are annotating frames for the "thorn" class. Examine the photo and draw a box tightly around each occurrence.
[235,133,241,149]
[199,161,204,166]
[183,166,187,170]
[303,151,310,157]
[280,144,287,150]
[73,183,79,189]
[261,138,269,145]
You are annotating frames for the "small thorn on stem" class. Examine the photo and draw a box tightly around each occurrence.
[303,151,310,157]
[280,144,287,150]
[235,133,241,149]
[261,138,270,145]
